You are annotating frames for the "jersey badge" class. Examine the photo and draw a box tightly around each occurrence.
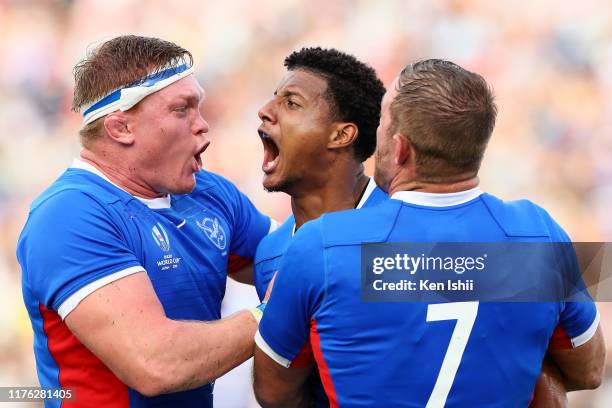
[152,222,171,252]
[197,217,227,250]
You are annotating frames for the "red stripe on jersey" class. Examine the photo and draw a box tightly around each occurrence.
[227,253,253,274]
[549,323,573,350]
[310,319,338,408]
[39,304,129,407]
[290,340,314,368]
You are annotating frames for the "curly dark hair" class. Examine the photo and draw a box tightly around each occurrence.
[284,47,385,162]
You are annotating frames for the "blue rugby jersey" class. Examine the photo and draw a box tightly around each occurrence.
[256,188,599,407]
[18,159,272,407]
[254,177,387,408]
[254,177,387,301]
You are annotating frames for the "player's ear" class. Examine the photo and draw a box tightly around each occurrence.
[328,123,358,150]
[393,133,413,166]
[103,112,135,146]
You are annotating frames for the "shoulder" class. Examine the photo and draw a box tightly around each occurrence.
[318,199,402,247]
[277,219,328,284]
[190,170,257,216]
[362,184,389,208]
[31,169,126,214]
[193,170,240,196]
[255,216,295,263]
[20,170,138,251]
[20,193,126,258]
[479,193,568,240]
[27,171,131,229]
[17,174,137,288]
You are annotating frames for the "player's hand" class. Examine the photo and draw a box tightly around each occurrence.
[263,272,277,302]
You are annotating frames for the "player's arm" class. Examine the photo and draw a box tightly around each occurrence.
[529,357,568,408]
[228,264,254,284]
[546,294,606,391]
[254,347,312,408]
[254,272,311,407]
[23,191,261,397]
[542,224,607,391]
[548,324,605,390]
[65,271,259,396]
[253,221,325,407]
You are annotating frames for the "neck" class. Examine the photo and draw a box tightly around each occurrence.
[292,164,369,230]
[80,148,163,199]
[388,172,480,196]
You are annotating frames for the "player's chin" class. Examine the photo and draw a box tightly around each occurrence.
[262,173,286,193]
[172,174,197,195]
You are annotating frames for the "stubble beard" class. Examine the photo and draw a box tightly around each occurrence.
[262,173,301,195]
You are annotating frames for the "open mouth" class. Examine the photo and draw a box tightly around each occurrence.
[192,142,208,172]
[193,154,202,171]
[259,129,280,174]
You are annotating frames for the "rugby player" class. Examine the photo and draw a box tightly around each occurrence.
[253,59,605,407]
[253,47,386,407]
[254,47,387,299]
[17,35,272,407]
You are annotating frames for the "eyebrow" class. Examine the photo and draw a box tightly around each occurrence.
[274,88,305,99]
[173,89,205,104]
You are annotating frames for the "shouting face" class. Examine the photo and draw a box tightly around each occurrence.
[126,75,210,195]
[257,69,337,195]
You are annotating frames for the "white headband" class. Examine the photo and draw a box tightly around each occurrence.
[81,63,194,125]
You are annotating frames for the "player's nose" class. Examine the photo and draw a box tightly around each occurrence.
[194,112,209,135]
[258,99,276,124]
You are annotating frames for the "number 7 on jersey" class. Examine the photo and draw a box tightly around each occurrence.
[426,302,479,408]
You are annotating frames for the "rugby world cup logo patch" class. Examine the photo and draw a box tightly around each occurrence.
[152,222,171,252]
[196,217,227,250]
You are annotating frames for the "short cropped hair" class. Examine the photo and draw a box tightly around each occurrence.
[390,59,497,179]
[72,35,193,146]
[284,47,385,162]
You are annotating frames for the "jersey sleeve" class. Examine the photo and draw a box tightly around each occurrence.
[255,220,325,367]
[549,243,599,350]
[541,208,600,350]
[17,190,143,320]
[254,217,295,301]
[253,253,276,302]
[549,302,600,349]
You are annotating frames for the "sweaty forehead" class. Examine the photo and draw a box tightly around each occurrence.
[275,69,328,100]
[158,75,205,101]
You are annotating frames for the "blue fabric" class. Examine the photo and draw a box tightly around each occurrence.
[254,184,388,301]
[82,88,122,116]
[254,183,387,407]
[259,192,598,407]
[83,64,190,116]
[18,168,270,407]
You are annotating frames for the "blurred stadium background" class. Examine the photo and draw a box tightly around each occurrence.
[0,0,611,406]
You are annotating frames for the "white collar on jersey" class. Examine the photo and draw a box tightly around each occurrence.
[391,186,483,207]
[291,176,379,236]
[356,176,378,209]
[71,158,172,209]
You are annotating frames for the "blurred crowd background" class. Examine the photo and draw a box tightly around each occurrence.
[0,0,610,406]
